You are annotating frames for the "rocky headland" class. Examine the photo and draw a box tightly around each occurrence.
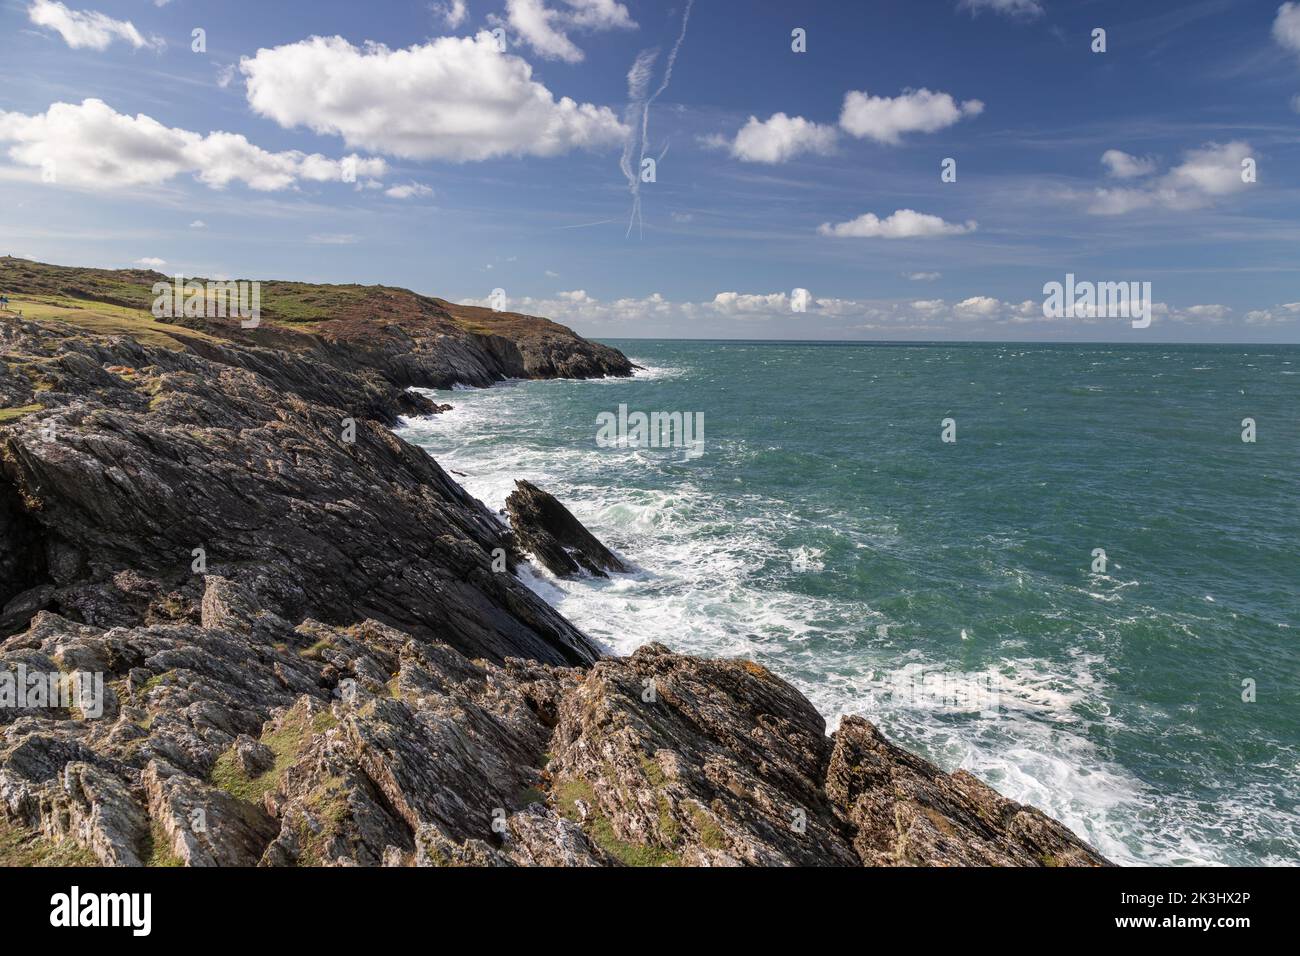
[0,259,1108,867]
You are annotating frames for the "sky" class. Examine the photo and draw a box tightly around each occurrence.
[2,0,1300,342]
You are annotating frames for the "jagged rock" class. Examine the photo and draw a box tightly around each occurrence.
[505,480,628,578]
[142,760,279,867]
[825,716,1109,867]
[0,319,598,667]
[232,736,274,776]
[0,585,54,637]
[548,643,858,866]
[0,587,1107,867]
[44,762,150,866]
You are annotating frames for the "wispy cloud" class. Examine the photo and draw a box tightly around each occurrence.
[621,0,693,238]
[27,0,162,51]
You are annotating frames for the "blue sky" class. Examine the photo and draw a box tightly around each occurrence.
[2,0,1299,341]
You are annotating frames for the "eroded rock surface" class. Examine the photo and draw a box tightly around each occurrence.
[0,590,1108,867]
[0,319,597,666]
[505,480,628,578]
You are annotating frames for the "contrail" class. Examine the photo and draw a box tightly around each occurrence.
[623,0,694,239]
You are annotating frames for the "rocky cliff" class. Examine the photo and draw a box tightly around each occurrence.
[0,264,1108,867]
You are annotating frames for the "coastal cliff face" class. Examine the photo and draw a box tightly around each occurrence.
[0,262,1108,867]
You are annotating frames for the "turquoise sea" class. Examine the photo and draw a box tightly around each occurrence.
[398,341,1300,866]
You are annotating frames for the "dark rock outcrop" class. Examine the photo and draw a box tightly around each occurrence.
[0,591,1108,867]
[0,318,597,666]
[505,480,628,578]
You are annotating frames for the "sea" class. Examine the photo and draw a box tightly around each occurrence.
[397,340,1300,867]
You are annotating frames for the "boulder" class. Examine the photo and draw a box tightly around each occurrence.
[506,480,628,578]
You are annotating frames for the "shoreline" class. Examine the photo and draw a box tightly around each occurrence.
[0,261,1112,866]
[398,370,1139,863]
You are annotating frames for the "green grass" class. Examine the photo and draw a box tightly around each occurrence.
[689,802,728,851]
[553,778,680,867]
[146,822,184,867]
[291,775,350,867]
[299,637,333,661]
[0,403,43,423]
[4,295,219,350]
[0,818,100,867]
[209,703,337,805]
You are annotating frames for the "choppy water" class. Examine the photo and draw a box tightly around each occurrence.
[398,340,1300,866]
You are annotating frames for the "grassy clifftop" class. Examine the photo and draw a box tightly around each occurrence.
[0,256,582,343]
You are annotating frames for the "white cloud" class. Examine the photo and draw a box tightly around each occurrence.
[839,88,984,145]
[432,0,468,28]
[959,0,1044,18]
[503,0,635,63]
[904,271,941,281]
[458,288,1296,333]
[27,0,161,51]
[1274,2,1300,55]
[818,209,977,239]
[0,98,387,191]
[134,256,165,268]
[1087,141,1254,215]
[1244,303,1300,324]
[188,219,206,229]
[240,33,627,162]
[1165,141,1253,197]
[1101,149,1156,179]
[385,181,434,199]
[216,64,237,89]
[1087,187,1155,216]
[721,113,838,163]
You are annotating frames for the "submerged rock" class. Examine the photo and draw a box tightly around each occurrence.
[505,480,628,578]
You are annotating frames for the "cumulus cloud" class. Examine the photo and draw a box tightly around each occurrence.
[719,113,839,163]
[432,0,468,28]
[385,181,434,199]
[188,219,206,228]
[1244,302,1300,324]
[240,33,626,162]
[904,271,942,281]
[503,0,635,63]
[1101,149,1156,179]
[0,98,386,191]
[27,0,161,51]
[1087,141,1254,215]
[458,288,1296,334]
[818,209,977,239]
[839,88,984,145]
[1274,2,1300,54]
[134,256,165,268]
